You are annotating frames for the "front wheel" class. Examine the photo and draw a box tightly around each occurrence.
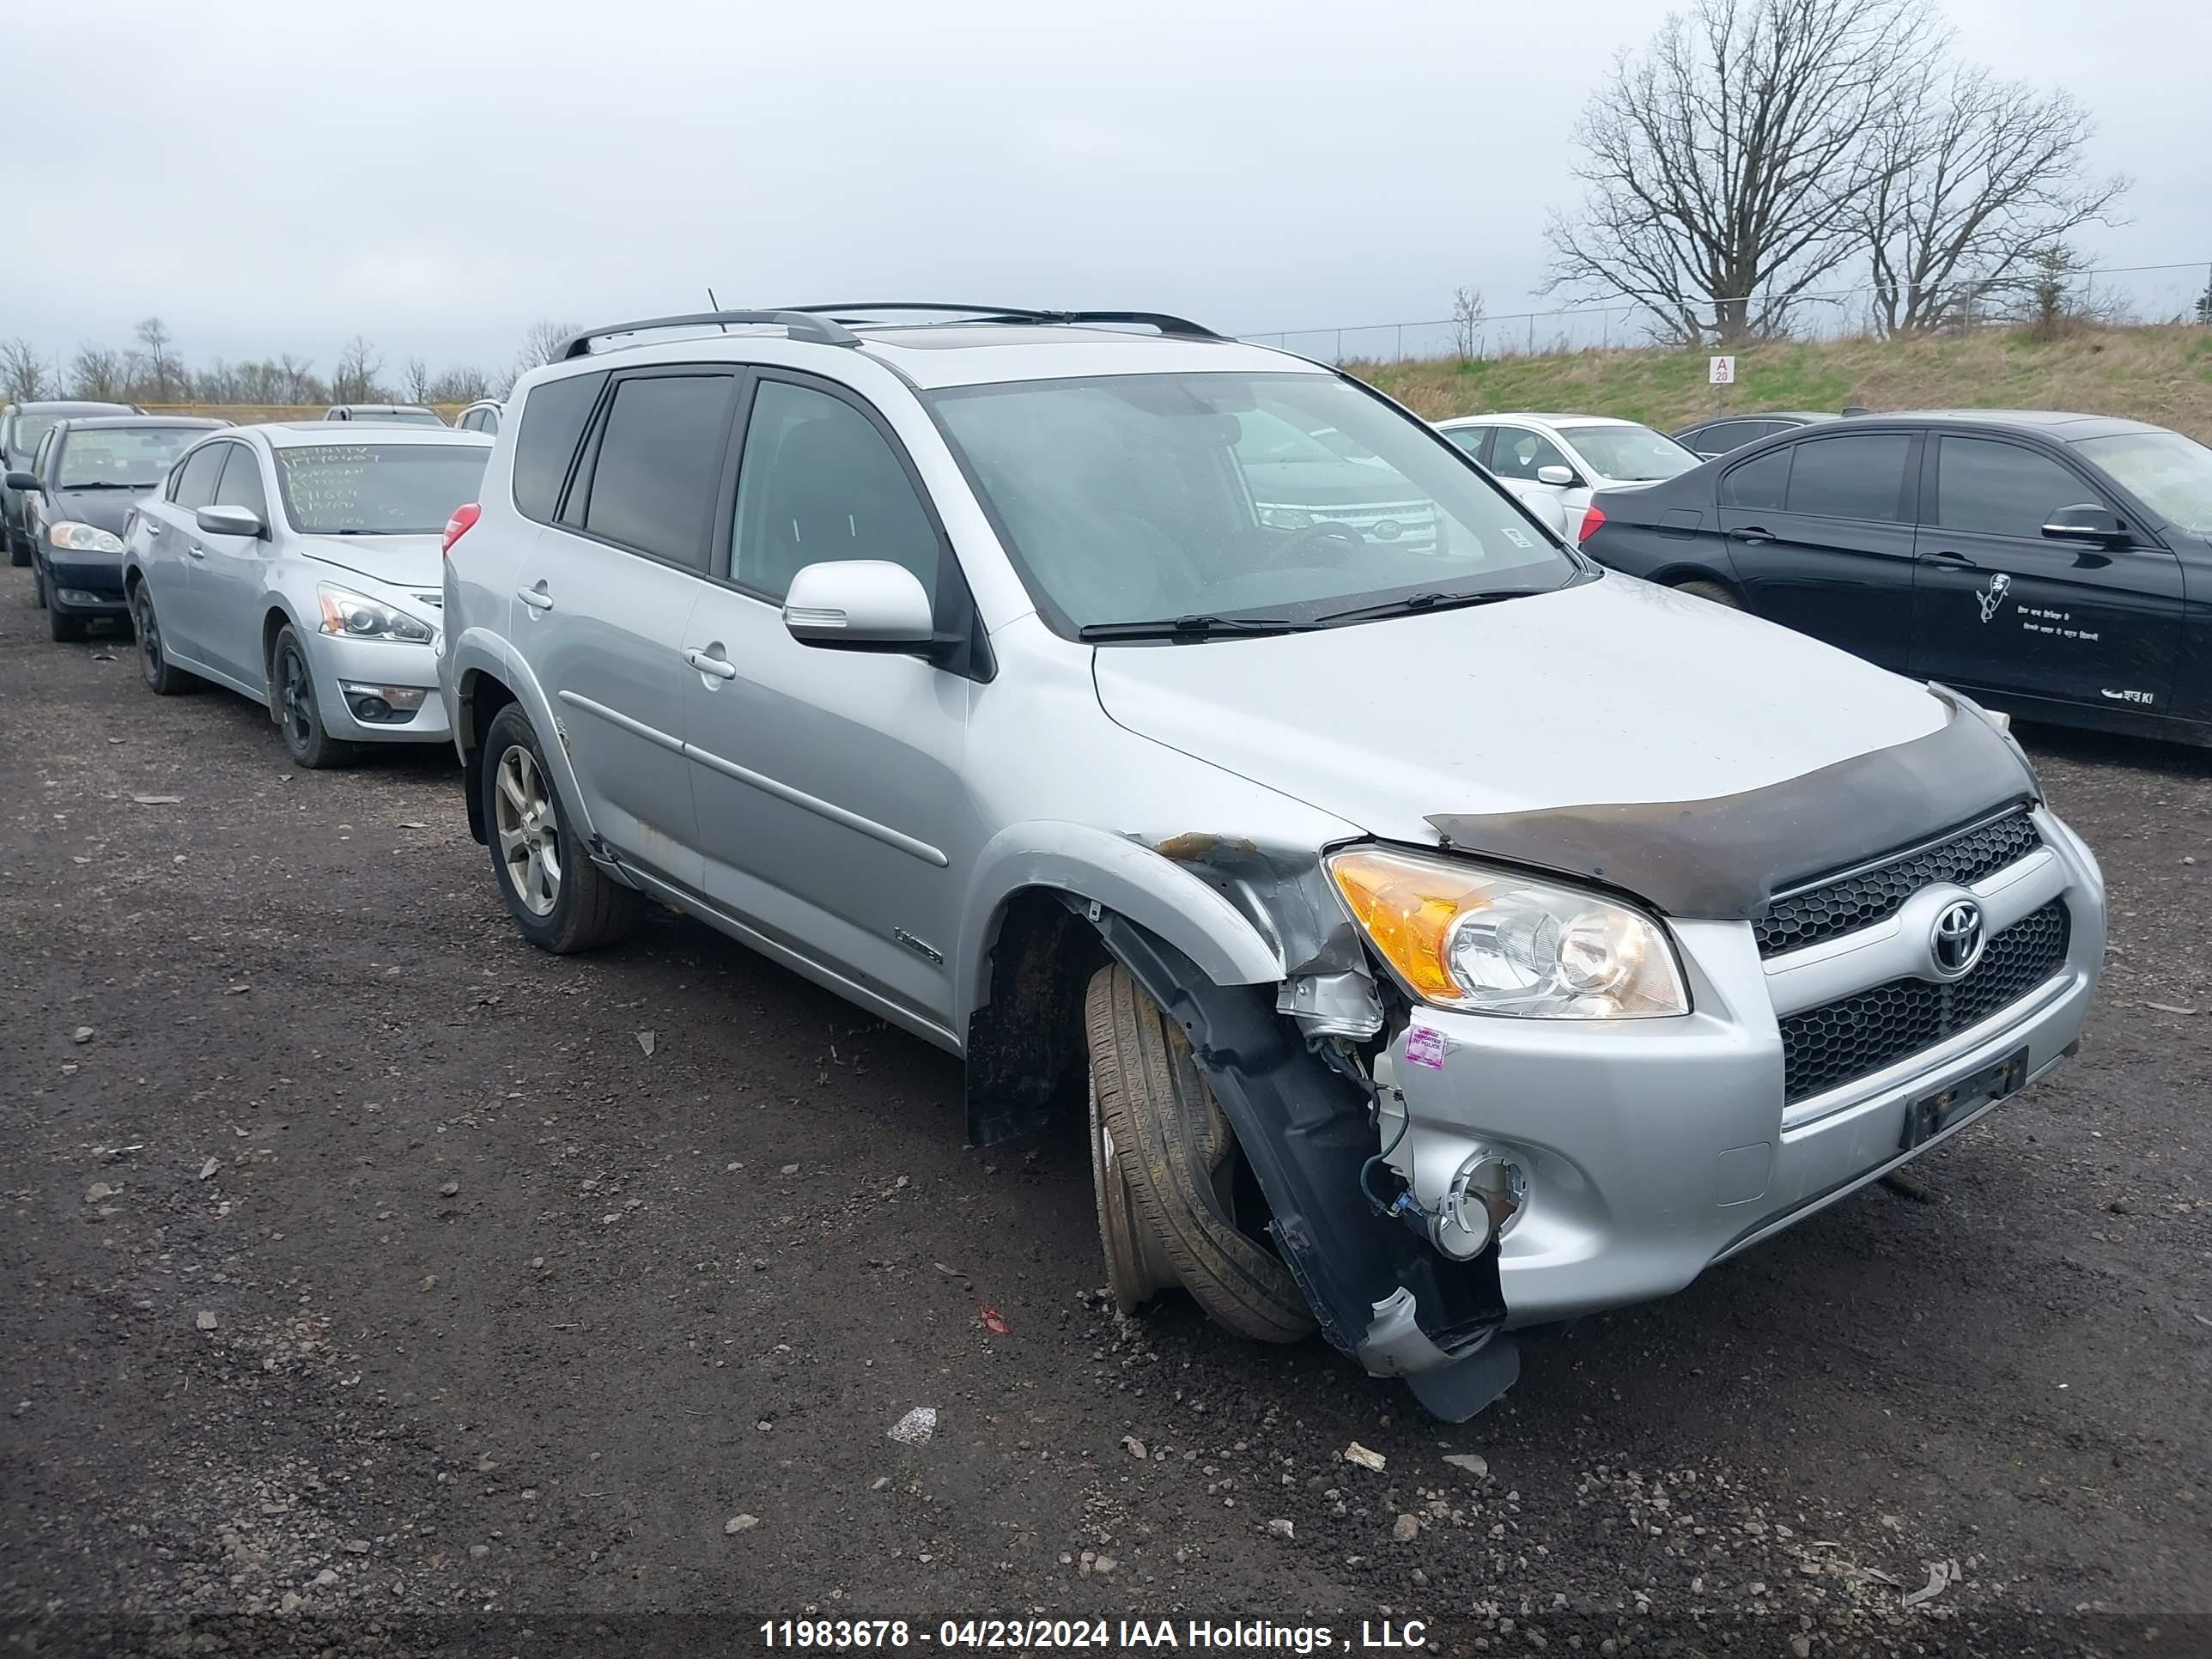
[47,593,86,642]
[131,580,193,695]
[1084,963,1316,1343]
[270,624,357,769]
[6,526,27,568]
[479,701,645,953]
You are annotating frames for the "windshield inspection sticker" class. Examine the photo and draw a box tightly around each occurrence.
[1404,1023,1449,1070]
[1498,526,1534,549]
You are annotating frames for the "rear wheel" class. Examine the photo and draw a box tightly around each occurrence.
[1084,963,1316,1343]
[479,701,645,953]
[1673,577,1742,609]
[270,624,357,769]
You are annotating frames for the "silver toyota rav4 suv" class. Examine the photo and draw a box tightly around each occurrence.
[438,304,2105,1419]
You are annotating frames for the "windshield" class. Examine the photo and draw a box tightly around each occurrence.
[927,372,1579,634]
[1557,423,1700,483]
[2074,431,2212,535]
[9,414,62,465]
[57,427,209,489]
[274,444,489,534]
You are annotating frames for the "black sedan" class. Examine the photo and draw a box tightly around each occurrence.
[1582,410,2212,745]
[3,398,137,564]
[1671,408,1868,459]
[8,416,225,641]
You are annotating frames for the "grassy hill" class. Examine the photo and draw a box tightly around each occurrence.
[1356,322,2212,442]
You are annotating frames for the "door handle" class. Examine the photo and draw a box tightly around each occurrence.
[186,546,206,561]
[144,520,163,537]
[517,583,554,611]
[1927,550,1980,569]
[685,647,738,682]
[1730,526,1774,545]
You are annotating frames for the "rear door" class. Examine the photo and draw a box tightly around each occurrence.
[511,365,740,888]
[1911,433,2184,713]
[681,370,974,1033]
[1716,429,1920,670]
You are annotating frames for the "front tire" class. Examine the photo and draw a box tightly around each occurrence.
[31,557,46,608]
[1084,963,1316,1343]
[47,597,86,642]
[7,526,27,568]
[479,701,645,953]
[131,580,194,695]
[270,624,357,769]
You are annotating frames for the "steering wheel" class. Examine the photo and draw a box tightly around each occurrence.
[1274,521,1364,568]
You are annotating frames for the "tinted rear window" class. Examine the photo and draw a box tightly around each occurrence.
[577,374,738,569]
[513,372,607,523]
[1720,447,1790,509]
[1783,434,1911,521]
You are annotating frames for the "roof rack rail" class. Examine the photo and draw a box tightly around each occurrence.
[781,302,1224,340]
[558,310,859,360]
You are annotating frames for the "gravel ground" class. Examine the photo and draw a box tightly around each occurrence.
[3,584,2209,1658]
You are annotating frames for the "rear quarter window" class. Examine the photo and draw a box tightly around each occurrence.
[513,372,607,524]
[1720,446,1790,509]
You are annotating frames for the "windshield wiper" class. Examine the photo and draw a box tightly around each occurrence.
[1078,614,1324,641]
[60,480,142,491]
[1313,586,1558,627]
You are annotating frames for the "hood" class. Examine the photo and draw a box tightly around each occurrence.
[299,532,444,592]
[51,485,151,536]
[1091,573,1951,848]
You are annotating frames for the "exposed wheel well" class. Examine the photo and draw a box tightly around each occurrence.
[963,887,1111,1146]
[261,608,293,684]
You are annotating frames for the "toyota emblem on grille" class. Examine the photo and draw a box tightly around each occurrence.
[1929,897,1987,980]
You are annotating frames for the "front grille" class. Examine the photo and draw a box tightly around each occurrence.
[1778,902,2069,1103]
[1754,810,2042,957]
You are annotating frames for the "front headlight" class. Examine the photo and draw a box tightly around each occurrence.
[317,582,434,644]
[1256,507,1314,531]
[1328,846,1688,1019]
[51,522,125,554]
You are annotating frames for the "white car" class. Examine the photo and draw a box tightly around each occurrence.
[1436,414,1702,541]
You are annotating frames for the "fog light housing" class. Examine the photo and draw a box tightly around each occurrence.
[340,681,429,723]
[57,588,108,606]
[1429,1151,1528,1260]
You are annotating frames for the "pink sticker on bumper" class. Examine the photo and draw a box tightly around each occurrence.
[1404,1024,1448,1070]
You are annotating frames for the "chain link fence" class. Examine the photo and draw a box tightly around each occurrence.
[1237,261,2212,365]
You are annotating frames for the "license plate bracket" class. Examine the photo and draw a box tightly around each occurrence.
[1900,1046,2029,1152]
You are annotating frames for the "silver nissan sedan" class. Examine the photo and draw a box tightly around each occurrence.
[121,423,490,765]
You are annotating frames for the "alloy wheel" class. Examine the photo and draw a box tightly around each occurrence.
[277,643,316,753]
[494,745,562,917]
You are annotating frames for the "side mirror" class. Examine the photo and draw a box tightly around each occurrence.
[196,504,264,538]
[4,470,38,492]
[782,560,935,651]
[2040,502,2126,545]
[1534,464,1579,488]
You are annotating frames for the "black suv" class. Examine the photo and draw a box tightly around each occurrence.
[1583,410,2212,744]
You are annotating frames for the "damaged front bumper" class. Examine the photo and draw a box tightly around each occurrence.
[1374,805,2103,1331]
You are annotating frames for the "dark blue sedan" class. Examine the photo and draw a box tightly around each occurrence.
[8,416,225,641]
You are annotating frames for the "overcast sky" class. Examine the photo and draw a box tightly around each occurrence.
[12,0,2207,380]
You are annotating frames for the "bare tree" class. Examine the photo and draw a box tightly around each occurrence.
[333,336,383,404]
[278,353,317,403]
[404,356,432,404]
[1450,287,1487,361]
[1544,0,1934,343]
[505,319,581,393]
[1861,64,2129,334]
[134,317,180,401]
[1,338,55,401]
[69,344,126,401]
[429,364,495,404]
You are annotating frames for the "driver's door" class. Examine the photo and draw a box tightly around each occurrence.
[1486,423,1592,538]
[1911,433,2185,713]
[198,443,277,686]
